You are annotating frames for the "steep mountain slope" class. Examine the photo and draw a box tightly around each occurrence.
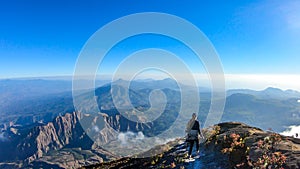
[0,112,117,169]
[83,122,300,169]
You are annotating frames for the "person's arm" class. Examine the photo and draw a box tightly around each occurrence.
[196,121,201,134]
[198,122,204,138]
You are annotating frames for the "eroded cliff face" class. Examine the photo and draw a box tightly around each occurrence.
[104,114,152,133]
[1,109,159,168]
[15,112,87,162]
[0,112,118,169]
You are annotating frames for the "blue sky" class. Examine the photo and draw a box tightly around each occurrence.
[1,0,300,88]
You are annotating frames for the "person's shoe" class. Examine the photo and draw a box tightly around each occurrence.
[185,155,195,162]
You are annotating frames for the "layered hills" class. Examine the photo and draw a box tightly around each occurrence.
[0,78,300,168]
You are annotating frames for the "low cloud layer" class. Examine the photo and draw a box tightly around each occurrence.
[280,125,300,138]
[118,131,145,145]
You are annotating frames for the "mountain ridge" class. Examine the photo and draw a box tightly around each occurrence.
[0,112,117,169]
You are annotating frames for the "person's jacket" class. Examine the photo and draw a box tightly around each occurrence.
[191,120,200,134]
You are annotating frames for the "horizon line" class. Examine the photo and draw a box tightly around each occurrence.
[1,73,300,92]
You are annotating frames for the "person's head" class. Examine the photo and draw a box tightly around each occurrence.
[192,113,197,119]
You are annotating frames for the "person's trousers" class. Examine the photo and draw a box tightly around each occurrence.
[188,139,199,156]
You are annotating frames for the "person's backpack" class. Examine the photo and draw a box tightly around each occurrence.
[186,129,198,141]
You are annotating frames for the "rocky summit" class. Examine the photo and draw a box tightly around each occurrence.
[83,122,300,169]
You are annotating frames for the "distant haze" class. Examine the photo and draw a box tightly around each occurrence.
[2,73,300,91]
[100,73,300,91]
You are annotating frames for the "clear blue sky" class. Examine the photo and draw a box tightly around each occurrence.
[1,0,300,78]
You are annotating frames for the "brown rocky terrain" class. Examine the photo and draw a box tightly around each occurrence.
[83,122,300,169]
[0,112,118,169]
[1,111,299,169]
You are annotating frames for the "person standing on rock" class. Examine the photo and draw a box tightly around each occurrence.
[185,113,203,158]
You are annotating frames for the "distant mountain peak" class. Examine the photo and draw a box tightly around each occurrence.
[112,78,129,84]
[263,87,283,92]
[134,78,156,82]
[161,77,175,81]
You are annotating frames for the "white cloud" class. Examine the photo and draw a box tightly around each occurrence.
[136,131,144,140]
[280,125,300,138]
[92,125,100,132]
[225,74,300,91]
[118,131,145,145]
[192,73,300,91]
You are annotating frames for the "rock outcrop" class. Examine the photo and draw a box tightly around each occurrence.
[83,122,300,169]
[202,122,300,168]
